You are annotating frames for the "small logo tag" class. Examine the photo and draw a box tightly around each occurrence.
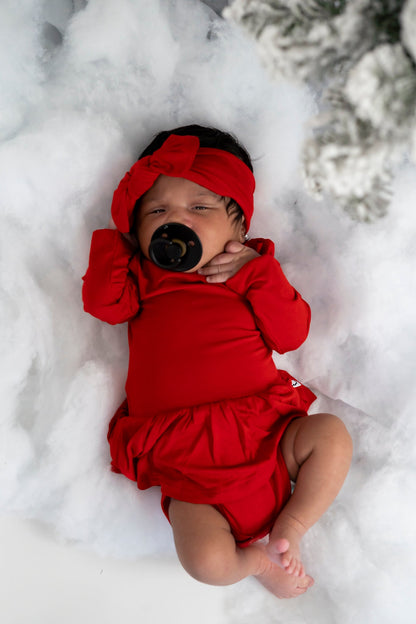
[291,379,301,388]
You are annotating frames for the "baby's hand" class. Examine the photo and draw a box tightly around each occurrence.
[198,240,259,283]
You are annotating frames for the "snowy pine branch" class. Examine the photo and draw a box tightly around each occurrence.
[225,0,416,221]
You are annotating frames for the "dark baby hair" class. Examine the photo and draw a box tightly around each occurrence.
[138,124,253,225]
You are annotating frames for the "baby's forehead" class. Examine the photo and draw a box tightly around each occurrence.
[141,175,223,203]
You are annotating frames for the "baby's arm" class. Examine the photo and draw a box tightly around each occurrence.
[82,228,140,324]
[226,246,311,353]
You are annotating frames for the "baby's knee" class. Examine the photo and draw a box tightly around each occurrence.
[179,543,232,586]
[303,413,352,458]
[319,413,353,460]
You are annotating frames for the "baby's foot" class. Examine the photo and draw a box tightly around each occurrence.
[254,547,314,599]
[267,523,305,578]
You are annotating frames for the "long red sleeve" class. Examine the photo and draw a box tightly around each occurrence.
[226,240,311,354]
[82,229,140,325]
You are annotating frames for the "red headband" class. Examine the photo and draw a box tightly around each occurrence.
[111,134,255,233]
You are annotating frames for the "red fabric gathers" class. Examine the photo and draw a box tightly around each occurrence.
[111,134,256,233]
[82,229,316,544]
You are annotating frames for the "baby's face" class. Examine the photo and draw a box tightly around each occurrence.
[135,175,245,271]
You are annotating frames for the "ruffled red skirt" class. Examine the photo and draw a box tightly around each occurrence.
[108,371,316,545]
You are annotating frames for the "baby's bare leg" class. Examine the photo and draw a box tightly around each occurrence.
[169,499,314,598]
[268,413,353,577]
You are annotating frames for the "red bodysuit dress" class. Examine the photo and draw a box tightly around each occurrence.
[82,229,316,546]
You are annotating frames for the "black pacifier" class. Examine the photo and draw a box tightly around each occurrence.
[148,223,203,272]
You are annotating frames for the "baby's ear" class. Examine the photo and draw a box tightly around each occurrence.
[239,216,246,243]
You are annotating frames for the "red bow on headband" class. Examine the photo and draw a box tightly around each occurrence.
[111,134,255,233]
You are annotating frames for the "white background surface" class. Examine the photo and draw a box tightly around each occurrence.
[1,516,228,624]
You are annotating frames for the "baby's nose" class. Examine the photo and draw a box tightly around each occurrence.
[168,209,194,228]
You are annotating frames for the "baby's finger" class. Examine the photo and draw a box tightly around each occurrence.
[201,251,236,268]
[198,260,234,277]
[205,269,235,284]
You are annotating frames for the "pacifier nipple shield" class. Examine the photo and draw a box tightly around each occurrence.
[149,223,203,272]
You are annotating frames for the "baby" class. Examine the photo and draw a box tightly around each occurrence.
[82,125,352,599]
